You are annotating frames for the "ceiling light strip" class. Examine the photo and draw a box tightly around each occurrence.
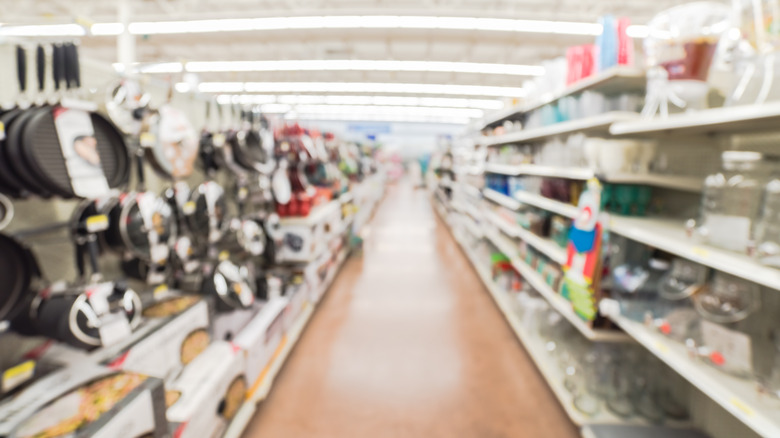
[215,94,504,110]
[0,18,648,39]
[194,82,525,97]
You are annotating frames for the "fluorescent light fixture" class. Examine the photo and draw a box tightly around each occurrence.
[184,60,544,76]
[290,112,470,124]
[192,82,524,97]
[0,23,85,36]
[288,104,483,118]
[2,16,652,40]
[125,16,603,36]
[625,25,648,39]
[139,62,184,74]
[218,94,504,110]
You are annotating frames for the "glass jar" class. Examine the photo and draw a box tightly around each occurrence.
[652,258,710,342]
[756,174,780,266]
[695,151,771,253]
[693,272,762,378]
[735,0,780,55]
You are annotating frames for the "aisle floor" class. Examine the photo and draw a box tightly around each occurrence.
[243,180,580,438]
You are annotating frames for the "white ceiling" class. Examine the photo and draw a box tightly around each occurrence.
[1,0,698,121]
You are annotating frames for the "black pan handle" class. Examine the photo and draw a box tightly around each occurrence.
[135,150,146,191]
[63,43,74,90]
[16,46,26,93]
[86,234,100,276]
[75,241,86,279]
[53,44,65,91]
[70,43,81,89]
[36,45,45,93]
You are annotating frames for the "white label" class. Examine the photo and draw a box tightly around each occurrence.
[701,320,753,375]
[704,215,752,252]
[150,244,169,264]
[87,285,112,315]
[146,270,166,286]
[99,314,133,347]
[53,107,111,198]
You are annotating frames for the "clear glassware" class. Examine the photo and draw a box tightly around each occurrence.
[756,174,780,266]
[693,272,761,324]
[659,258,710,300]
[694,151,772,253]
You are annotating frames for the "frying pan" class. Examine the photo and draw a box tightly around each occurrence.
[228,108,267,172]
[201,260,256,311]
[34,282,142,349]
[12,43,130,199]
[186,181,227,248]
[0,47,29,197]
[0,233,39,322]
[141,102,199,181]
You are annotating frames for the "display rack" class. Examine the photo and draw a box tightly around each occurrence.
[432,196,669,431]
[601,300,780,438]
[483,66,646,128]
[609,101,780,138]
[484,163,703,193]
[481,111,639,147]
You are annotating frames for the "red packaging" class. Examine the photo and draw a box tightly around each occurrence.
[617,18,633,66]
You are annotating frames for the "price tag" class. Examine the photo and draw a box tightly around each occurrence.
[701,320,753,375]
[147,270,166,286]
[87,284,113,315]
[0,121,5,141]
[2,360,35,393]
[86,214,109,233]
[153,284,169,297]
[653,341,670,355]
[730,397,755,417]
[140,132,157,148]
[60,98,98,112]
[692,247,710,258]
[238,187,248,200]
[182,201,196,215]
[218,250,230,261]
[98,314,132,347]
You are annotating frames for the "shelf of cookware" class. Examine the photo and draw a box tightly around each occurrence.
[278,199,342,226]
[483,163,703,193]
[482,66,647,128]
[499,188,780,292]
[450,226,660,429]
[224,246,351,438]
[483,229,629,343]
[609,101,780,138]
[485,210,567,265]
[481,111,640,147]
[600,300,780,438]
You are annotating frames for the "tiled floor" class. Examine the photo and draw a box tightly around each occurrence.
[243,179,579,438]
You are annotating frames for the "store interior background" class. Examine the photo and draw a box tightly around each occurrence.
[2,1,780,438]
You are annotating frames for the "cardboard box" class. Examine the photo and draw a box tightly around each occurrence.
[233,297,288,398]
[0,365,168,438]
[166,341,246,438]
[105,299,210,383]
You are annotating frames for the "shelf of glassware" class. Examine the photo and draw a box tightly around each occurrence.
[482,66,646,128]
[483,163,702,193]
[507,190,780,292]
[609,101,780,138]
[224,247,350,438]
[481,111,639,147]
[456,232,651,427]
[484,229,629,343]
[485,210,567,264]
[602,300,780,438]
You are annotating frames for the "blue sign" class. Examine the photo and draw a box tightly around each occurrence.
[347,123,391,134]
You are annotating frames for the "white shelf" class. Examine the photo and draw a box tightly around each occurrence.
[484,164,702,193]
[483,188,521,210]
[605,305,780,438]
[514,191,580,218]
[610,101,780,138]
[482,112,639,147]
[606,216,780,292]
[461,182,483,199]
[482,66,646,128]
[338,191,354,204]
[483,230,631,343]
[485,210,567,264]
[459,237,641,425]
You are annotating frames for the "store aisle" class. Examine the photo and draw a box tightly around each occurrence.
[243,179,579,438]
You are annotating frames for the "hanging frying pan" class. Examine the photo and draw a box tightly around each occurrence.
[201,260,256,311]
[271,160,292,205]
[186,181,227,247]
[0,233,39,322]
[103,78,147,137]
[222,218,266,258]
[33,282,142,349]
[13,43,130,199]
[141,100,198,181]
[0,46,30,197]
[229,108,267,172]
